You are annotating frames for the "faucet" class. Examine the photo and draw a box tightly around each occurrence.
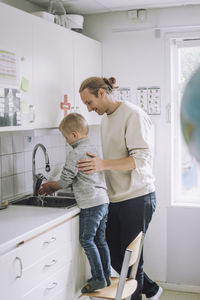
[32,144,51,196]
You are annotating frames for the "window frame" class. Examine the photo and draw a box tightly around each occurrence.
[170,36,200,206]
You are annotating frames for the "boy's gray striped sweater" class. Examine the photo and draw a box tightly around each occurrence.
[57,137,109,209]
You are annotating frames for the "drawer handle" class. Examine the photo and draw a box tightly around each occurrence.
[43,237,56,245]
[44,259,57,268]
[46,282,58,290]
[15,257,23,279]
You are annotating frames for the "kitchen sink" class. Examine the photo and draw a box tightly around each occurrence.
[12,195,77,208]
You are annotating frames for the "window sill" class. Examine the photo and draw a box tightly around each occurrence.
[171,202,200,208]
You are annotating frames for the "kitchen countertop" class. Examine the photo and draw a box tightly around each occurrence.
[0,204,80,255]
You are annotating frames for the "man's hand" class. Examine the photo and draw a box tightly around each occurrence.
[77,154,135,173]
[77,152,105,174]
[39,181,61,195]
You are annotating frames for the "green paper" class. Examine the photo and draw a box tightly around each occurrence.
[21,76,29,92]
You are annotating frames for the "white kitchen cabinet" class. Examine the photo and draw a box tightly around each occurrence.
[50,286,73,300]
[19,220,73,296]
[0,3,102,131]
[32,17,74,129]
[72,31,102,125]
[22,264,72,300]
[70,213,88,298]
[0,3,34,130]
[0,246,23,299]
[0,213,86,300]
[32,19,102,128]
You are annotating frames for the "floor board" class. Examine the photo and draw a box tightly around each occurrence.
[142,290,200,300]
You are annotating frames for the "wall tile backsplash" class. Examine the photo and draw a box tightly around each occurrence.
[0,125,101,205]
[0,136,13,155]
[2,155,14,177]
[13,153,25,174]
[13,135,25,153]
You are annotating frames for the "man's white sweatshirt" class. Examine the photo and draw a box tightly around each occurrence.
[101,102,155,203]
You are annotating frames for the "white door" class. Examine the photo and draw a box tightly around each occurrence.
[33,18,74,128]
[73,32,102,125]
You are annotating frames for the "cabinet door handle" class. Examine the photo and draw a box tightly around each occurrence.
[15,257,23,279]
[29,104,35,123]
[44,259,57,268]
[43,237,56,245]
[45,282,58,290]
[166,103,171,123]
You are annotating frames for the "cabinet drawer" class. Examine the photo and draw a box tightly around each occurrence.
[22,263,72,300]
[21,243,72,295]
[19,220,72,268]
[50,285,73,300]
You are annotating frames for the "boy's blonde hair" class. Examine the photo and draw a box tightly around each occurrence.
[59,113,89,135]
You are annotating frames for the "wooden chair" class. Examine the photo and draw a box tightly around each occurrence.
[79,231,144,300]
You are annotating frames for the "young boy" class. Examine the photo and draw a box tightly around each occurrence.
[39,113,111,293]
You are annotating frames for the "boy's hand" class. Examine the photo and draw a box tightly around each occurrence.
[39,181,61,195]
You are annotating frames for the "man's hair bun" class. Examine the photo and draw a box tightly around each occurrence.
[108,77,116,87]
[103,77,118,90]
[79,76,118,96]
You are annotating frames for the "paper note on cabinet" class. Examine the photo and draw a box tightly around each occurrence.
[0,48,20,88]
[21,76,29,92]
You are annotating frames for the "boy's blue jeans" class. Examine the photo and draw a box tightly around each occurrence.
[79,203,111,281]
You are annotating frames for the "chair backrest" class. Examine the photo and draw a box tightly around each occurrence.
[115,231,144,300]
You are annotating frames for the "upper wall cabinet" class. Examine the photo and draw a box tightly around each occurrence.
[0,3,102,131]
[72,32,102,125]
[32,18,74,129]
[0,3,34,130]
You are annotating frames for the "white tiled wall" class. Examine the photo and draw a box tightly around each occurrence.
[0,125,101,205]
[0,136,13,155]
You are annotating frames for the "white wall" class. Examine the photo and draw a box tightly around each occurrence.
[167,207,200,286]
[83,6,200,288]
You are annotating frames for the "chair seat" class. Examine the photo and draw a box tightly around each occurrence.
[79,277,137,299]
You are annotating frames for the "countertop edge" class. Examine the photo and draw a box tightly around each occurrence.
[0,206,80,255]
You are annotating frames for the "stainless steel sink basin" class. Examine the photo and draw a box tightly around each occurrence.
[12,195,77,208]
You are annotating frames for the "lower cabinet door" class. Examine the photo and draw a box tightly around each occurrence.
[0,247,23,300]
[22,263,72,300]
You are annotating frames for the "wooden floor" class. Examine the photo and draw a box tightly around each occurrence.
[142,290,200,300]
[86,290,200,300]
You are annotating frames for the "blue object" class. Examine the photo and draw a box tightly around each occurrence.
[181,66,200,162]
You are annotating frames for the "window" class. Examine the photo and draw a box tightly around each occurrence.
[172,38,200,205]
